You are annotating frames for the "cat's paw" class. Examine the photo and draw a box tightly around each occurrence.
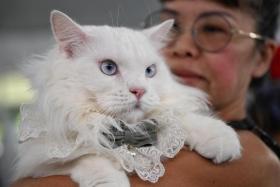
[71,155,130,187]
[93,181,129,187]
[80,180,129,187]
[188,121,242,164]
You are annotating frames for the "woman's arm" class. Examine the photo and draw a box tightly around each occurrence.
[11,131,280,187]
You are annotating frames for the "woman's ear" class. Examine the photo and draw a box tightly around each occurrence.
[252,41,278,78]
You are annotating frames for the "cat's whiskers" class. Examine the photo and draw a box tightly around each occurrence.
[96,106,116,118]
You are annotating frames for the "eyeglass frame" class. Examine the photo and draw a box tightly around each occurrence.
[143,10,267,53]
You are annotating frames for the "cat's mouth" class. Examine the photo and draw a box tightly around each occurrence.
[129,101,146,114]
[112,102,146,123]
[99,100,148,122]
[134,102,141,109]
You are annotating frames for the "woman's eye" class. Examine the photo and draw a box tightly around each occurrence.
[201,25,227,33]
[169,21,183,40]
[100,59,118,76]
[145,64,157,78]
[171,21,181,33]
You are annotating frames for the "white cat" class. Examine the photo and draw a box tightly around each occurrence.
[14,10,241,187]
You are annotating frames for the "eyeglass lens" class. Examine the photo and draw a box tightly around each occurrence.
[193,14,233,52]
[144,11,234,52]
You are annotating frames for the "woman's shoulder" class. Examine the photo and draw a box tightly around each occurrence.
[235,130,280,186]
[131,130,280,187]
[11,131,280,187]
[191,130,279,186]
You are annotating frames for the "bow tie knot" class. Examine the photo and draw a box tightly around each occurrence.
[102,119,158,148]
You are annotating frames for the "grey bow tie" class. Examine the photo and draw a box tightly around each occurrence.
[102,119,158,148]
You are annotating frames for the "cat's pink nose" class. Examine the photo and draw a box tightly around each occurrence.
[129,87,146,100]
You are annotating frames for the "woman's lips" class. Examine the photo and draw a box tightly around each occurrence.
[171,69,206,86]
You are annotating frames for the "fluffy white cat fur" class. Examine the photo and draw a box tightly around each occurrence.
[14,10,241,187]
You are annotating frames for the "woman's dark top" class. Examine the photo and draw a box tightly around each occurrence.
[229,117,280,158]
[104,117,280,159]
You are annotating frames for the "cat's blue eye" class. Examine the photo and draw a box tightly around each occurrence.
[145,64,157,78]
[100,59,118,76]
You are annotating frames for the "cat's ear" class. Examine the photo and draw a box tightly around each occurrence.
[50,10,88,58]
[143,19,174,49]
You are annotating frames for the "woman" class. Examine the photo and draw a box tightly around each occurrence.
[12,0,280,186]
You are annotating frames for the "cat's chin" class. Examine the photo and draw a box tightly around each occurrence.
[117,109,146,124]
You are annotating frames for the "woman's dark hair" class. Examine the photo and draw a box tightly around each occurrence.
[161,0,280,39]
[248,80,280,134]
[212,0,280,39]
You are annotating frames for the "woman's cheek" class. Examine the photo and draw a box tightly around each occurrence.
[210,57,238,93]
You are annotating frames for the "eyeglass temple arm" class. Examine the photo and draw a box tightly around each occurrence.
[234,29,265,41]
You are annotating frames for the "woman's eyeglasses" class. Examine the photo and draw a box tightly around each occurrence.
[143,10,266,53]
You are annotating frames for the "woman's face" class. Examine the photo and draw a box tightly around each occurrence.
[161,0,266,120]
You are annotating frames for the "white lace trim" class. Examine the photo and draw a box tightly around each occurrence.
[113,122,185,183]
[47,141,77,158]
[19,104,46,142]
[19,105,185,183]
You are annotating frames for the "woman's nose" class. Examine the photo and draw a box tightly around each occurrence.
[165,32,200,59]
